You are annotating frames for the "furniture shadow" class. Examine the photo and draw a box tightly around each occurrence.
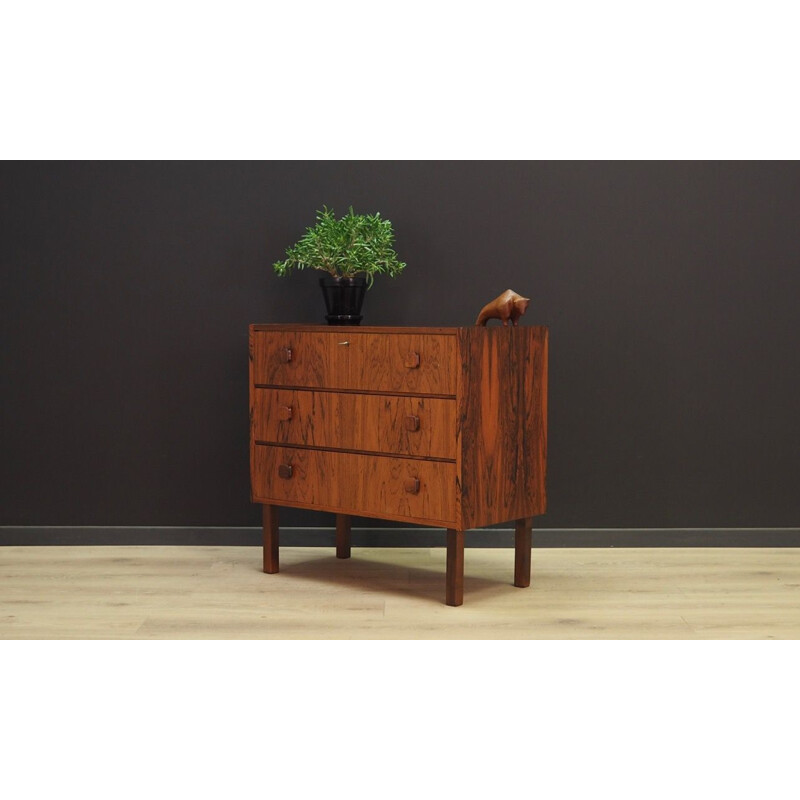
[272,554,513,604]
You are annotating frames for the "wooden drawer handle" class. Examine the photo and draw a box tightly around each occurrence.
[278,405,293,421]
[404,478,420,495]
[278,464,293,480]
[404,414,420,432]
[279,346,293,364]
[404,352,420,369]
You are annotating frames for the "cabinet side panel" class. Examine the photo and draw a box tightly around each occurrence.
[538,329,548,512]
[249,325,257,502]
[459,326,547,528]
[518,327,547,519]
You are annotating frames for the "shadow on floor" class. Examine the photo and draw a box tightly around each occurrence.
[258,553,517,605]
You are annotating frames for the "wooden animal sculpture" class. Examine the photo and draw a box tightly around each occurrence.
[475,289,530,326]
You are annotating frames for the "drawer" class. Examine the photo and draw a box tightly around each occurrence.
[252,331,456,395]
[252,444,457,526]
[252,388,457,460]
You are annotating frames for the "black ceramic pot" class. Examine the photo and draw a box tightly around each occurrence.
[319,276,367,325]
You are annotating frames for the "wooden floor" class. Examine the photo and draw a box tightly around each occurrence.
[1,545,799,639]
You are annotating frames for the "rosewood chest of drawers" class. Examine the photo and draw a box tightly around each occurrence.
[249,324,548,606]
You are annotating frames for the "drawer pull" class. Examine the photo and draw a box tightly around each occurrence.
[278,405,293,421]
[279,346,293,364]
[404,478,420,495]
[404,352,420,369]
[404,414,420,432]
[278,464,293,480]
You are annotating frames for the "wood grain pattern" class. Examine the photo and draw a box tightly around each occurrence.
[251,329,457,395]
[457,326,548,528]
[250,323,548,605]
[253,444,457,526]
[252,388,456,460]
[249,327,256,503]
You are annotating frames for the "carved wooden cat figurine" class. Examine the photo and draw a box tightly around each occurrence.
[475,289,530,326]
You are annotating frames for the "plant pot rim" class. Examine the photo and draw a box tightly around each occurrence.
[319,275,367,285]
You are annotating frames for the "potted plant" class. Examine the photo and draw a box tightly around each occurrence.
[273,206,406,325]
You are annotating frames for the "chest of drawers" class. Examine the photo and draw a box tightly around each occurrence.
[249,324,548,606]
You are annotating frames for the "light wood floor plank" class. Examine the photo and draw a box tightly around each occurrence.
[1,546,798,639]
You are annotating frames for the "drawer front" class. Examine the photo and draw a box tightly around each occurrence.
[252,388,457,460]
[253,445,457,525]
[252,331,456,395]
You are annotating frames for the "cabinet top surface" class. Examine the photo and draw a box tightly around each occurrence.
[250,324,547,334]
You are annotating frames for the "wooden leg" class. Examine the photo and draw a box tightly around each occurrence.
[446,529,464,607]
[263,504,279,574]
[336,514,351,559]
[514,517,532,588]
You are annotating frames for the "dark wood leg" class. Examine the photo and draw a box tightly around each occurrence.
[263,504,279,574]
[336,514,351,559]
[514,517,532,588]
[446,529,464,606]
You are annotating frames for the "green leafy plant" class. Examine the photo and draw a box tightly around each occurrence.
[273,206,406,287]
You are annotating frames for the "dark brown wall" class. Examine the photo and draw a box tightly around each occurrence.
[2,161,799,530]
